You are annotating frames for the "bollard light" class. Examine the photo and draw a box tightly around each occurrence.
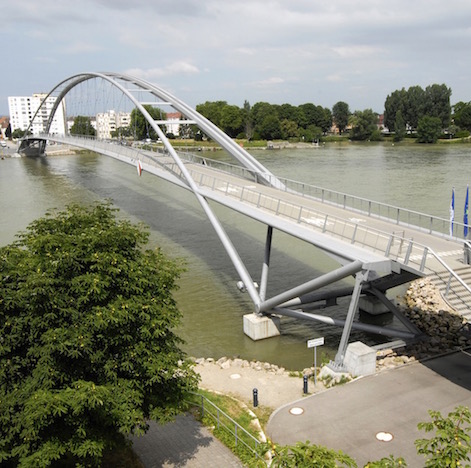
[253,388,258,407]
[303,375,308,394]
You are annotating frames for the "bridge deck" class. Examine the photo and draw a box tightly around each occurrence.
[22,135,471,320]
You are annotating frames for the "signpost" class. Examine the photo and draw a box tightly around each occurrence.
[307,337,324,386]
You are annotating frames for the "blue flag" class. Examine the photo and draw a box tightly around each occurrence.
[450,188,455,237]
[465,185,469,238]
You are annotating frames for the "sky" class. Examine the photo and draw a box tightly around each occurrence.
[1,0,470,116]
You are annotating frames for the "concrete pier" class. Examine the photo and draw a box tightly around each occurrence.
[243,313,280,341]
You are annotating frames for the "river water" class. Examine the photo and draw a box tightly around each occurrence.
[1,143,470,369]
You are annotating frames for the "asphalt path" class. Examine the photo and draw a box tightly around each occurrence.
[267,350,471,467]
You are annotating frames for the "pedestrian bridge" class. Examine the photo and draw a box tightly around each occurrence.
[18,72,471,370]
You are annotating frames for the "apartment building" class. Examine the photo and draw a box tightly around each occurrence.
[8,93,66,135]
[96,110,131,140]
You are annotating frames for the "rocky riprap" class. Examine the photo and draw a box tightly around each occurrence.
[194,278,471,378]
[193,356,290,375]
[376,277,471,371]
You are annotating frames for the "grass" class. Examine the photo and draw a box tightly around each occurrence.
[187,389,270,465]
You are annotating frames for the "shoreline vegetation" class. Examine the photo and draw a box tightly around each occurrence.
[2,133,469,159]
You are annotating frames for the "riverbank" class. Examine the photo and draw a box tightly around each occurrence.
[192,277,471,410]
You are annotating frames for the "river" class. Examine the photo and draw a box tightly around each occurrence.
[1,142,470,369]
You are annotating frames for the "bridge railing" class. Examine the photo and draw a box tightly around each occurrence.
[29,134,471,312]
[177,152,462,241]
[188,166,471,311]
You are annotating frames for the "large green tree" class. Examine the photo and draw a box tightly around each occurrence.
[350,109,379,141]
[332,101,350,135]
[130,105,166,140]
[453,101,471,131]
[384,88,407,133]
[423,84,452,129]
[0,203,198,467]
[70,116,96,137]
[220,104,244,138]
[417,115,442,143]
[196,101,227,128]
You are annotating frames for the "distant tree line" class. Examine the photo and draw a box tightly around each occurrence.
[196,100,333,142]
[60,83,471,145]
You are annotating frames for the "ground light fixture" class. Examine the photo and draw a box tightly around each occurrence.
[289,407,304,415]
[375,431,394,442]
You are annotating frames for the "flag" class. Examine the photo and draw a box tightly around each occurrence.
[137,159,143,176]
[450,187,455,236]
[465,185,469,238]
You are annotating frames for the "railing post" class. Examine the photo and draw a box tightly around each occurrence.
[420,247,428,271]
[404,241,413,264]
[351,224,357,244]
[322,215,328,233]
[385,236,393,257]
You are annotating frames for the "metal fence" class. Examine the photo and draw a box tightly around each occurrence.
[187,392,265,463]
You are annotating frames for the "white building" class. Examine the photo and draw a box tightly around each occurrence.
[8,93,66,135]
[95,110,131,140]
[166,112,183,136]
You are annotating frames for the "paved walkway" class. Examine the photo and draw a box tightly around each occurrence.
[131,351,471,467]
[130,413,244,467]
[267,350,471,467]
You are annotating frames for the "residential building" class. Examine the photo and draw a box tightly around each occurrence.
[95,110,131,140]
[166,112,183,136]
[8,93,66,135]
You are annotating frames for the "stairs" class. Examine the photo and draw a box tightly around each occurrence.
[428,266,471,321]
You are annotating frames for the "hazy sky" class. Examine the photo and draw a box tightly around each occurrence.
[1,0,470,115]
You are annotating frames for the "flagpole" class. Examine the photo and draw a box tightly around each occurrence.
[450,187,455,237]
[464,184,469,239]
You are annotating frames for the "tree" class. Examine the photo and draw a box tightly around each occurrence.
[130,105,166,141]
[384,88,407,133]
[424,84,451,129]
[0,203,198,467]
[196,101,227,128]
[417,115,442,143]
[453,101,471,131]
[258,114,282,140]
[415,406,471,467]
[394,110,406,142]
[350,109,379,141]
[280,119,299,140]
[70,115,96,137]
[11,128,31,139]
[242,100,254,140]
[261,440,356,467]
[332,101,350,135]
[220,104,244,138]
[404,86,425,130]
[318,107,333,134]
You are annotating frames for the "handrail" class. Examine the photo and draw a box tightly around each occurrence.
[179,152,464,241]
[187,392,265,462]
[23,134,471,312]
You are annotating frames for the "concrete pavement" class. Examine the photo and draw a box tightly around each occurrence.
[267,350,471,467]
[131,413,244,467]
